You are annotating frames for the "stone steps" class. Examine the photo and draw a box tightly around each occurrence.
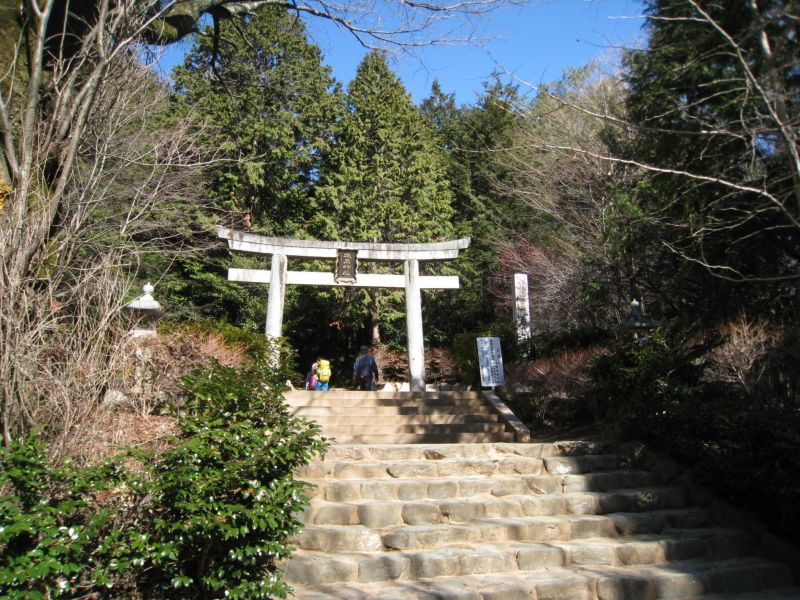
[319,442,596,461]
[286,529,754,586]
[296,508,711,553]
[322,432,520,444]
[318,423,513,434]
[297,414,503,426]
[305,471,663,503]
[291,561,795,599]
[289,558,795,599]
[298,451,630,479]
[287,397,493,409]
[297,456,547,480]
[286,440,798,598]
[301,487,690,526]
[286,390,486,402]
[286,390,524,444]
[292,405,499,417]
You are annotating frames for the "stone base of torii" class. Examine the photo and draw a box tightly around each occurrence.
[217,226,470,392]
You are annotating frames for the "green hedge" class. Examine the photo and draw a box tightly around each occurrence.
[589,329,800,545]
[0,354,325,598]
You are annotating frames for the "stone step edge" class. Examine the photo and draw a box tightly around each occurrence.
[320,441,610,461]
[294,508,711,553]
[301,487,689,526]
[296,454,631,480]
[299,470,662,499]
[483,389,531,443]
[285,391,483,399]
[320,433,521,444]
[288,557,794,599]
[312,423,515,434]
[300,415,504,425]
[296,456,547,480]
[284,529,753,585]
[292,406,500,414]
[287,398,494,407]
[304,454,628,471]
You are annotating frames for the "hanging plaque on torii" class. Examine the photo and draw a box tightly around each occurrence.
[335,249,358,284]
[217,226,470,391]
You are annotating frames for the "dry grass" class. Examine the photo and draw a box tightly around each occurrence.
[506,346,608,427]
[109,330,247,416]
[706,313,781,395]
[75,408,178,466]
[370,345,458,384]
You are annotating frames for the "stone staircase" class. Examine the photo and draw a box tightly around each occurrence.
[285,390,525,444]
[282,392,799,599]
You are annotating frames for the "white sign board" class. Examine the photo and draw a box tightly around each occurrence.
[477,337,505,387]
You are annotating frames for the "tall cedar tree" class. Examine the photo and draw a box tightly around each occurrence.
[619,0,800,323]
[312,51,455,349]
[159,7,342,327]
[419,81,485,343]
[426,76,528,334]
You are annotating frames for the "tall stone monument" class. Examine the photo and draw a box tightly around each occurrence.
[513,273,532,341]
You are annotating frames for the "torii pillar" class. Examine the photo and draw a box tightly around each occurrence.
[217,226,470,392]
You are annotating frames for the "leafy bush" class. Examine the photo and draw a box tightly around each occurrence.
[589,328,711,434]
[135,358,325,598]
[525,326,613,360]
[0,353,325,599]
[0,435,129,598]
[588,327,800,544]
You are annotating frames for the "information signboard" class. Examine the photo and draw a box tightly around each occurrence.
[476,337,505,387]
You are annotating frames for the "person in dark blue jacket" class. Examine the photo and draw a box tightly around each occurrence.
[352,345,379,391]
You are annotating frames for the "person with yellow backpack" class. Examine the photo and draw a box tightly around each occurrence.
[315,358,332,391]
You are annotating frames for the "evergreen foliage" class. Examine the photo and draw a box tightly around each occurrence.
[172,6,341,234]
[157,5,342,326]
[446,76,530,330]
[308,51,456,352]
[590,328,800,542]
[314,51,454,243]
[617,0,800,322]
[0,343,325,599]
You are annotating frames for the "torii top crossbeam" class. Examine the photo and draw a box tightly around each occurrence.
[217,226,471,391]
[218,226,471,260]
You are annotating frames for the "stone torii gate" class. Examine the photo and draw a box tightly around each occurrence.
[217,226,470,391]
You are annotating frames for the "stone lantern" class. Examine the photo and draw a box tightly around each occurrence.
[124,282,162,338]
[621,298,660,341]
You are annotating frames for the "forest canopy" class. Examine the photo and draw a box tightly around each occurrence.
[1,1,799,594]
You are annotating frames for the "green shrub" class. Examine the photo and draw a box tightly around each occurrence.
[135,359,325,598]
[525,326,613,360]
[0,355,325,599]
[589,328,710,433]
[0,435,129,598]
[589,328,800,544]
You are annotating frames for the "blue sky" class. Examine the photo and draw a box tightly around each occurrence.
[155,0,646,105]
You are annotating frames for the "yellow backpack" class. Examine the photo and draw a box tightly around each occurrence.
[317,359,331,383]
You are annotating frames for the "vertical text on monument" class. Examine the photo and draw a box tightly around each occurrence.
[513,273,532,341]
